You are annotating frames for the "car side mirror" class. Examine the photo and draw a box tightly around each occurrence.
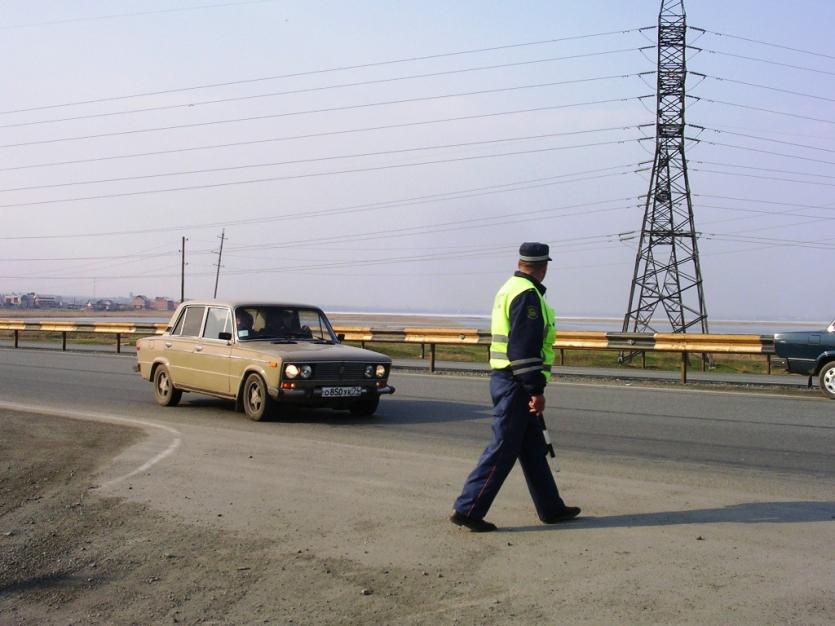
[337,333,345,343]
[218,331,232,341]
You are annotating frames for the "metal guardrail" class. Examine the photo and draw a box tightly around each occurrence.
[0,320,168,354]
[0,320,775,384]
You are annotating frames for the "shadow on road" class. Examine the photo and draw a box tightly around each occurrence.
[503,501,835,533]
[175,397,491,426]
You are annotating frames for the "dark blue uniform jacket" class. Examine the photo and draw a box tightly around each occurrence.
[506,270,548,396]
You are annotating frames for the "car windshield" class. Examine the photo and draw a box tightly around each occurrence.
[234,306,337,342]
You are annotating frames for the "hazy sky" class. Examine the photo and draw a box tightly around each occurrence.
[1,0,833,322]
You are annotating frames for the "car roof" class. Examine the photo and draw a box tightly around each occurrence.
[176,300,324,310]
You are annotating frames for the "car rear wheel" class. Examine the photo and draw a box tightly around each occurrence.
[820,362,835,400]
[349,394,380,417]
[153,365,182,407]
[242,373,271,420]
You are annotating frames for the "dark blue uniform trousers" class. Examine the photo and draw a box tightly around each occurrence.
[453,371,566,521]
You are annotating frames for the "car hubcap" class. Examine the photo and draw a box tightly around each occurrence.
[158,374,169,396]
[248,384,262,410]
[825,368,835,393]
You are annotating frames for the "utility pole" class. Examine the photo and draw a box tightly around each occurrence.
[622,0,709,346]
[180,236,187,303]
[213,229,225,298]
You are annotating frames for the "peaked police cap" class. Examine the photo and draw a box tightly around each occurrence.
[519,242,552,263]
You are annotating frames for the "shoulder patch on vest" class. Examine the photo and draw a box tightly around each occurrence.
[526,305,539,320]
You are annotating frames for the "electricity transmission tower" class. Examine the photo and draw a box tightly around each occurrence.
[622,0,709,339]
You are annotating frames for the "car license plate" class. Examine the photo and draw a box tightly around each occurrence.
[321,386,362,398]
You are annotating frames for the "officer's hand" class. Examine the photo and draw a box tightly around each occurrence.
[528,394,545,414]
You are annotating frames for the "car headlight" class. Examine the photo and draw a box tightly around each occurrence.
[364,365,374,378]
[285,364,312,379]
[375,364,386,378]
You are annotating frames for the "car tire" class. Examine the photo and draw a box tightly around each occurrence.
[819,361,835,400]
[349,394,380,417]
[242,373,271,421]
[153,365,182,407]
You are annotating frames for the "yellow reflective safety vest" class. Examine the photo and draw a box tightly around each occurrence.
[489,274,556,382]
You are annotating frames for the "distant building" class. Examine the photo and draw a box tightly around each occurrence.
[93,299,116,311]
[2,294,22,307]
[151,297,176,311]
[131,295,150,310]
[34,294,63,308]
[18,292,63,308]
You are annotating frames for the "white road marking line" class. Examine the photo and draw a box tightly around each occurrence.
[0,401,181,487]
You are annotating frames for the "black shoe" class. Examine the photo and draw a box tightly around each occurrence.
[450,511,497,533]
[542,506,581,524]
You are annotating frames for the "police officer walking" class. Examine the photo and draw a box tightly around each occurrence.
[450,242,580,532]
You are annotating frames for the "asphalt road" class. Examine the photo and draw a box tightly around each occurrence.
[1,348,832,478]
[3,347,834,624]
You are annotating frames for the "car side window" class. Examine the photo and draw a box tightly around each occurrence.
[203,307,231,340]
[180,306,206,337]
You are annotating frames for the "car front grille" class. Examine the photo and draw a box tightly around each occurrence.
[313,362,368,381]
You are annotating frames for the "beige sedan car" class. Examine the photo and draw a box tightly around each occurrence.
[135,301,394,420]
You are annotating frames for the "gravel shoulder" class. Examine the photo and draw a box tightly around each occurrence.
[1,407,833,625]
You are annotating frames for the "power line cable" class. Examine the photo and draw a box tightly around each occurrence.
[699,205,835,226]
[0,139,642,209]
[688,124,835,154]
[697,47,835,77]
[691,160,835,180]
[0,116,645,173]
[694,72,835,103]
[703,233,835,250]
[0,50,649,129]
[697,207,835,229]
[0,214,632,280]
[695,27,835,61]
[223,233,626,265]
[0,85,649,150]
[692,167,835,188]
[695,194,835,212]
[687,137,835,166]
[222,200,633,253]
[684,95,835,126]
[714,215,835,235]
[0,130,644,194]
[0,162,639,240]
[0,28,650,115]
[702,123,835,141]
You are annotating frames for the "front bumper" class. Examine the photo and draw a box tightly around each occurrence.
[270,383,395,401]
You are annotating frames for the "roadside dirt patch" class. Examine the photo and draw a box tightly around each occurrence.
[0,411,509,625]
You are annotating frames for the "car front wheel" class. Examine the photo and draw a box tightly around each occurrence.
[242,373,271,420]
[153,365,182,407]
[819,361,835,400]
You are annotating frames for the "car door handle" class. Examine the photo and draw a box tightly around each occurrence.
[164,342,172,348]
[194,346,203,352]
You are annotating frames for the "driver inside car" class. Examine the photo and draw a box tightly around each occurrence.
[235,309,254,338]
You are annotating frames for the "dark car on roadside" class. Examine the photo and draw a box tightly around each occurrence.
[773,318,835,399]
